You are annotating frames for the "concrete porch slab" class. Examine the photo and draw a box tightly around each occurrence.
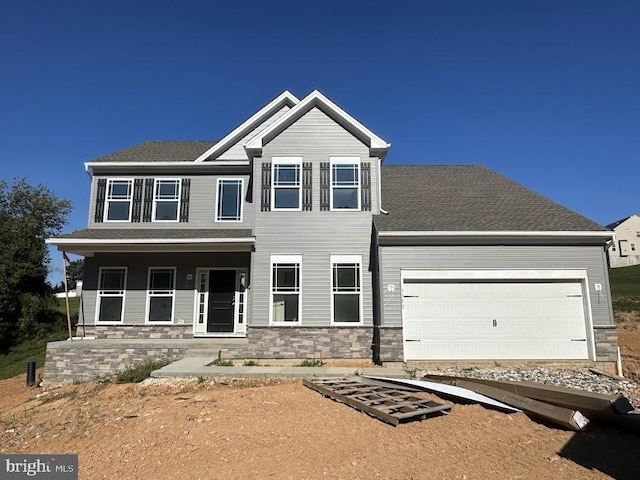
[152,356,410,379]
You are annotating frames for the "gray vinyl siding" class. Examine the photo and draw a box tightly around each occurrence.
[378,245,614,328]
[250,107,380,327]
[216,105,291,160]
[87,174,253,229]
[81,252,251,326]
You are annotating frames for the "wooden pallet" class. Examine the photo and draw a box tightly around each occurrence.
[303,377,452,426]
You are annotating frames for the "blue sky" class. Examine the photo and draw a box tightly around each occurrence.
[1,1,638,281]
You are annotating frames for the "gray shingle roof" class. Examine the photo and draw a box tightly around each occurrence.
[55,229,253,240]
[375,165,607,232]
[90,141,217,163]
[606,216,634,230]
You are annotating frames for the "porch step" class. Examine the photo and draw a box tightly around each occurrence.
[184,338,249,358]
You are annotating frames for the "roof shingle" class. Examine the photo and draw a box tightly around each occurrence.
[375,165,606,232]
[90,141,217,163]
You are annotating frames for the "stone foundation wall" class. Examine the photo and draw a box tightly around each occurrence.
[43,342,189,384]
[594,326,619,363]
[77,325,194,339]
[223,326,375,359]
[377,327,404,363]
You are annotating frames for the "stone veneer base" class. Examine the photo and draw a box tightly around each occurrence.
[44,324,619,383]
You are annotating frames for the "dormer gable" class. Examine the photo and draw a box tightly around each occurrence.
[244,90,390,161]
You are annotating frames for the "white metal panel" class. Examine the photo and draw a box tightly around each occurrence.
[402,279,589,360]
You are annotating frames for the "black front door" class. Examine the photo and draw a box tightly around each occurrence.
[207,270,236,333]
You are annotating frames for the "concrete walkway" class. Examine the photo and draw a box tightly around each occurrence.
[152,356,410,379]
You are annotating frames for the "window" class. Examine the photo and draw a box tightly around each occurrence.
[331,255,362,324]
[96,268,127,323]
[146,268,175,323]
[105,179,133,221]
[272,158,302,210]
[611,244,617,251]
[216,179,243,222]
[636,231,640,238]
[270,255,301,323]
[153,179,180,221]
[330,157,360,210]
[632,243,637,252]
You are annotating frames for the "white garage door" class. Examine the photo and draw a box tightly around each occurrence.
[402,279,589,360]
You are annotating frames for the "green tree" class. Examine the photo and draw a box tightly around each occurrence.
[0,178,71,350]
[65,258,84,290]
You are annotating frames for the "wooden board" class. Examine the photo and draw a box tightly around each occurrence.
[424,374,634,421]
[303,377,451,426]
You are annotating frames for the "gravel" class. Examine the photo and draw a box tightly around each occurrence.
[419,366,640,409]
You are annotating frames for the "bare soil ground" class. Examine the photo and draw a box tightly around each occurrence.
[2,331,640,479]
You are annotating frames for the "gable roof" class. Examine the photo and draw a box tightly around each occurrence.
[244,90,390,159]
[375,165,608,233]
[194,91,300,162]
[606,215,638,230]
[90,141,217,163]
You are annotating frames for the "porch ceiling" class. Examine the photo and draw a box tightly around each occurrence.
[46,228,255,256]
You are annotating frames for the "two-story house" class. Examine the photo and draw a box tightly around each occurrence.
[45,90,618,383]
[606,215,640,268]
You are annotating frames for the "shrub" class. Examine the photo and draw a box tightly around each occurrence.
[296,358,326,367]
[209,359,234,366]
[115,358,170,383]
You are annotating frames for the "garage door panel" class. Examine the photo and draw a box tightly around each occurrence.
[402,278,589,360]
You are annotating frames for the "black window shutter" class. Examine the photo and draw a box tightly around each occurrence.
[142,178,154,222]
[94,178,107,223]
[261,162,271,211]
[131,179,144,222]
[361,162,371,211]
[302,162,312,211]
[179,178,191,222]
[320,162,330,211]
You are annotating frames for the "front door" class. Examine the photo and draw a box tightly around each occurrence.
[207,270,236,333]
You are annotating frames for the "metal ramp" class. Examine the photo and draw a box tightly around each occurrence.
[303,377,452,426]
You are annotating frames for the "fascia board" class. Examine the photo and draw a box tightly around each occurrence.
[193,91,300,163]
[377,231,614,238]
[244,90,390,152]
[46,237,256,246]
[85,161,250,168]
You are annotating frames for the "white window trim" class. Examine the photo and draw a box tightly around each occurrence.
[271,157,303,212]
[215,178,244,223]
[330,157,361,211]
[152,178,181,223]
[103,178,134,222]
[95,267,127,324]
[269,254,302,325]
[330,254,363,326]
[145,267,177,324]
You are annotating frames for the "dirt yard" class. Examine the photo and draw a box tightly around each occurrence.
[2,331,640,479]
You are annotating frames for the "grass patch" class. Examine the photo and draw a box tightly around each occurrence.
[296,358,326,367]
[242,360,259,366]
[609,265,640,313]
[115,359,170,383]
[208,359,235,366]
[0,297,80,380]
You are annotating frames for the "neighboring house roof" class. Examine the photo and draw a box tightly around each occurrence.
[606,215,637,230]
[54,229,252,240]
[90,141,217,163]
[375,165,608,233]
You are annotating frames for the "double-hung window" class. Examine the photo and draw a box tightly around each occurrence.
[272,158,302,210]
[331,255,362,324]
[96,268,127,323]
[153,179,180,221]
[146,268,176,323]
[330,157,360,211]
[105,179,133,221]
[270,255,301,324]
[216,179,243,222]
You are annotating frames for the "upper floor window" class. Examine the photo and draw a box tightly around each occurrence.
[330,157,360,211]
[216,179,243,222]
[272,157,302,211]
[632,243,637,252]
[153,179,181,221]
[105,179,133,221]
[636,231,640,238]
